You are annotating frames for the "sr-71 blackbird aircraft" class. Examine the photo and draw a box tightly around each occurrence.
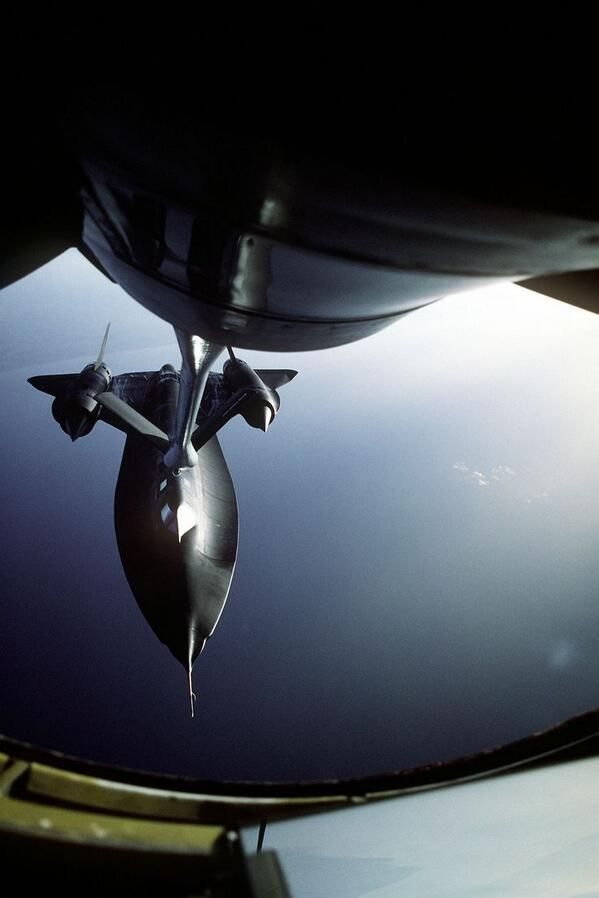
[29,324,297,715]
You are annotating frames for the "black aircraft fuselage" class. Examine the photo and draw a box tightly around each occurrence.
[114,365,238,678]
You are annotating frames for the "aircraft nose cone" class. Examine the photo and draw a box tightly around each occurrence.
[166,624,206,670]
[167,626,206,718]
[161,624,207,716]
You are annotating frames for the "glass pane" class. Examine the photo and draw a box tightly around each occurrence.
[242,757,599,897]
[2,249,599,781]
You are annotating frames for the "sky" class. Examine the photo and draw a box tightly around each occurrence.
[2,250,599,782]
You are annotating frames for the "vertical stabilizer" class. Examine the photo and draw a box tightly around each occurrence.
[94,322,111,370]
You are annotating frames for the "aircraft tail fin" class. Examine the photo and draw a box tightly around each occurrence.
[95,391,169,449]
[94,322,111,370]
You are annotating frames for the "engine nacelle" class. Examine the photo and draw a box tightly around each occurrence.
[52,362,112,440]
[222,357,279,431]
